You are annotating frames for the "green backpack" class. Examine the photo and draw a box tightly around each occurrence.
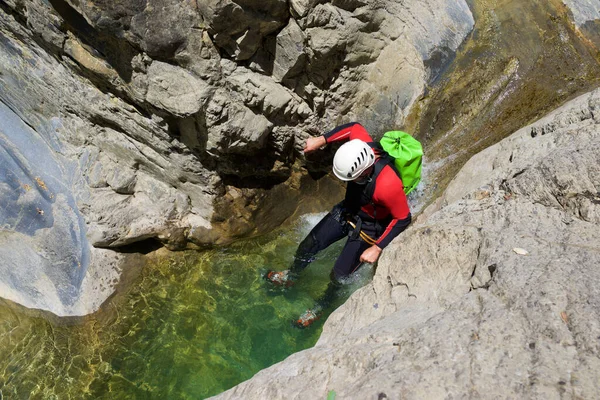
[378,131,423,195]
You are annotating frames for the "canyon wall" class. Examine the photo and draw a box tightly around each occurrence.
[0,0,474,315]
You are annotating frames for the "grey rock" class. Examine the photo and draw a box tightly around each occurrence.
[205,89,273,155]
[289,0,320,19]
[440,89,600,215]
[0,10,214,315]
[211,89,600,400]
[197,0,289,60]
[173,29,222,81]
[22,0,66,52]
[145,60,213,117]
[129,0,197,58]
[105,161,137,195]
[300,0,475,129]
[0,93,93,316]
[86,172,192,248]
[227,68,307,120]
[563,0,600,27]
[272,19,307,83]
[64,0,197,59]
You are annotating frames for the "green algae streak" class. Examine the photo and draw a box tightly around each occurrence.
[0,215,370,399]
[405,0,600,207]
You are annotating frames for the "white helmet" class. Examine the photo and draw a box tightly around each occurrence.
[332,139,375,181]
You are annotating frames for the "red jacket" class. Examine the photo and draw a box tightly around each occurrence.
[324,122,411,248]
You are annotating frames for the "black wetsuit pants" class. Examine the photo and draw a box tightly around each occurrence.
[290,205,376,281]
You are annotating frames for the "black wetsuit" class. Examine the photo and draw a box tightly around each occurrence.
[291,123,412,284]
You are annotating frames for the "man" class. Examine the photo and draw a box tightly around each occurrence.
[266,122,412,327]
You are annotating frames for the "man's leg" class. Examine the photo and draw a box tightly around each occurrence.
[290,212,349,274]
[319,236,371,307]
[295,236,370,327]
[266,205,348,286]
[332,236,372,280]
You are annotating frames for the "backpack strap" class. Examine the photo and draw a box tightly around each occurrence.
[363,142,402,238]
[364,142,395,201]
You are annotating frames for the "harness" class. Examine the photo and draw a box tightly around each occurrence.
[346,220,377,245]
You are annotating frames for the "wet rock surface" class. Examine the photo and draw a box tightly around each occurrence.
[212,88,600,400]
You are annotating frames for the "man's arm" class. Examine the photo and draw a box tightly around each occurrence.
[360,214,411,263]
[304,135,326,153]
[324,122,371,143]
[375,215,412,249]
[360,244,382,263]
[304,122,372,154]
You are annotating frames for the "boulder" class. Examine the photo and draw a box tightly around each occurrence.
[173,29,222,81]
[129,0,197,58]
[227,68,308,120]
[204,89,273,155]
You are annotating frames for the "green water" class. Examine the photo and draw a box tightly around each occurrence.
[0,214,372,399]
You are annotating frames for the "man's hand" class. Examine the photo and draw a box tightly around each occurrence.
[304,135,327,153]
[360,244,382,264]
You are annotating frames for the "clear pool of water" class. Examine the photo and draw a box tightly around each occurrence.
[0,214,372,399]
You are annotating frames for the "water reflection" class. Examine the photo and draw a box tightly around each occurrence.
[0,214,372,399]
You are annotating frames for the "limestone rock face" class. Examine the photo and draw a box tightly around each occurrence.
[272,19,307,83]
[0,0,476,314]
[143,60,213,117]
[63,0,197,59]
[211,89,600,399]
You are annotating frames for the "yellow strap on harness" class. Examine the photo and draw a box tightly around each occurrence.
[347,221,377,246]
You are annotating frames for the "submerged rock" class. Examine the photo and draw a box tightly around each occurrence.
[211,88,600,399]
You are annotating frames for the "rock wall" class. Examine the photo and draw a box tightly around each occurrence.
[0,0,476,247]
[405,0,600,214]
[211,88,600,399]
[0,0,474,315]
